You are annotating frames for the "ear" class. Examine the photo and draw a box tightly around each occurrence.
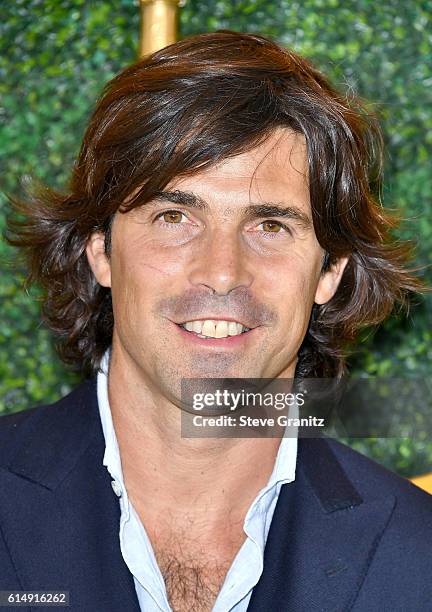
[314,256,349,305]
[86,232,111,288]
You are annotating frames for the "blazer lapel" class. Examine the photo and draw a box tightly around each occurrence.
[0,379,140,612]
[247,436,396,612]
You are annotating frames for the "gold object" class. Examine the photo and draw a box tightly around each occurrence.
[410,472,432,495]
[139,0,182,58]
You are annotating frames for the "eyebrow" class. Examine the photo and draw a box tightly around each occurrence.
[152,189,312,228]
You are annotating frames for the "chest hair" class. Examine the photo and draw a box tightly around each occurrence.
[153,529,245,612]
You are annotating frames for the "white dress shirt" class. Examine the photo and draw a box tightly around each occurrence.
[97,350,297,611]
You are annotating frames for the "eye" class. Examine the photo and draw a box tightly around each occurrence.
[257,220,292,234]
[155,210,188,224]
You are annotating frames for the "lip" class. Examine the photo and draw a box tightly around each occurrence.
[173,321,258,348]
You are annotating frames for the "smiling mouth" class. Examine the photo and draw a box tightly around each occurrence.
[178,319,252,339]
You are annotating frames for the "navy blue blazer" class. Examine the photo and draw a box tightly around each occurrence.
[1,378,432,611]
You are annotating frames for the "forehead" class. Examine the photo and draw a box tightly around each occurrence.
[168,128,309,208]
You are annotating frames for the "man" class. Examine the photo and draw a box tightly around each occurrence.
[1,30,431,612]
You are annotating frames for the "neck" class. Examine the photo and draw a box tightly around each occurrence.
[106,345,285,533]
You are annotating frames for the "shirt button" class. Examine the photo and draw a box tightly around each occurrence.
[111,479,123,498]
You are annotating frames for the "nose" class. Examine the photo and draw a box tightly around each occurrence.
[187,229,254,296]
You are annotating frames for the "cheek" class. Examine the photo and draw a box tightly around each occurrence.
[125,231,195,278]
[260,253,320,315]
[109,238,193,322]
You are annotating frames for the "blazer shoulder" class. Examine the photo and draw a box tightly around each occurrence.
[325,436,432,513]
[0,378,97,467]
[0,404,49,466]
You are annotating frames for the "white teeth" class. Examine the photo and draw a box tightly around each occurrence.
[228,322,238,336]
[181,319,248,338]
[215,320,228,338]
[192,320,203,334]
[201,320,215,337]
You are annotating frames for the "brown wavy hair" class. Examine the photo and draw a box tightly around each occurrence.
[6,30,422,378]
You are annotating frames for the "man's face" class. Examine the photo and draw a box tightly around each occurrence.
[87,128,347,404]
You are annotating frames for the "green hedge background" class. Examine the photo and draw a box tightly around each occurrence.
[1,0,431,477]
